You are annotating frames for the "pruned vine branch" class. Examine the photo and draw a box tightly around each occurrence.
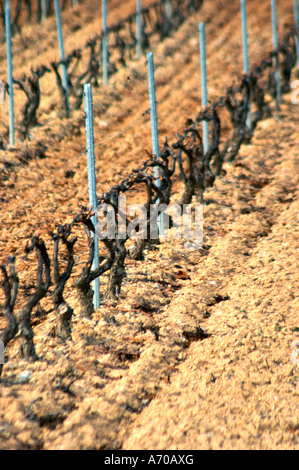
[0,256,19,377]
[50,224,77,340]
[16,235,51,360]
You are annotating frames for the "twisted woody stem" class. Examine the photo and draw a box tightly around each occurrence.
[0,256,19,378]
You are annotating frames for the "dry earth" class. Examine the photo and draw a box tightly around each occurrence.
[0,0,298,450]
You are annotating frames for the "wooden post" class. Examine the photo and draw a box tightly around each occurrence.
[84,83,100,309]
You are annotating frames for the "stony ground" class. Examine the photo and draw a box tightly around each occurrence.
[0,0,298,450]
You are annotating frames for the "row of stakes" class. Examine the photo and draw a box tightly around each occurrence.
[4,0,299,147]
[3,0,299,308]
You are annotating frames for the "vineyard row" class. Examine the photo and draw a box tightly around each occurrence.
[0,27,297,378]
[2,0,204,143]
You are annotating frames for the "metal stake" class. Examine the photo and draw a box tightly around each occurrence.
[241,0,249,74]
[54,0,70,117]
[271,0,281,108]
[136,0,142,59]
[166,0,172,21]
[147,53,159,162]
[199,22,209,153]
[41,0,48,21]
[84,83,100,309]
[294,0,299,68]
[5,0,15,148]
[102,0,108,84]
[147,52,164,236]
[240,0,252,129]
